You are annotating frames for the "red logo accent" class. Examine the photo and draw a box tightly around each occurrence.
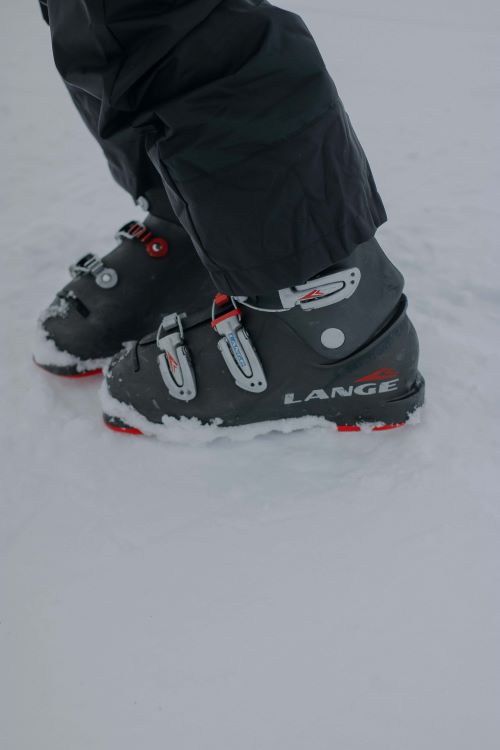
[356,368,399,383]
[299,289,325,302]
[167,352,178,372]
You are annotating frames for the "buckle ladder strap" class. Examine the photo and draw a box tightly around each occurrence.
[156,313,197,402]
[211,296,267,394]
[69,253,118,289]
[115,221,151,243]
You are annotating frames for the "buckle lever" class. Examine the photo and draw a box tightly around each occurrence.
[212,299,267,394]
[116,221,168,258]
[156,313,197,402]
[278,267,361,311]
[69,253,118,289]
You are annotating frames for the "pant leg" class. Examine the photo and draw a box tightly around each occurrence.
[47,0,387,295]
[39,1,49,23]
[64,85,178,221]
[41,0,178,221]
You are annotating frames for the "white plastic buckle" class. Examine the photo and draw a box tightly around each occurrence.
[69,253,118,289]
[156,313,197,402]
[115,222,145,242]
[278,267,361,311]
[212,304,267,394]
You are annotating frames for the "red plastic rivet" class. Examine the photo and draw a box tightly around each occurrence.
[146,237,168,257]
[214,292,230,306]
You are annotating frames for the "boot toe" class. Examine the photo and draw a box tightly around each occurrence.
[33,302,110,376]
[116,340,169,411]
[102,343,168,431]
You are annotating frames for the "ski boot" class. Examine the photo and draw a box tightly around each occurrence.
[102,237,425,436]
[33,215,215,376]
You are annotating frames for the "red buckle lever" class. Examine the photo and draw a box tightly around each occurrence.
[211,293,241,329]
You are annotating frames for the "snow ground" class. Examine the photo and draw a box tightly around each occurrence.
[1,1,499,748]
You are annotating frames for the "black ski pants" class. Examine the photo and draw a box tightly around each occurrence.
[40,0,386,295]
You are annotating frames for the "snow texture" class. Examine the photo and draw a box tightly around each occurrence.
[1,1,500,749]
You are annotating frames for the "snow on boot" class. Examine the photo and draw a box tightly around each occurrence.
[33,215,215,376]
[101,237,425,437]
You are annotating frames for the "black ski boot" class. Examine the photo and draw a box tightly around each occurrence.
[102,237,425,436]
[33,215,215,376]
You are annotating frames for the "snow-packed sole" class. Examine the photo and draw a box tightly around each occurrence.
[34,358,104,378]
[101,386,421,444]
[104,413,408,436]
[32,321,109,377]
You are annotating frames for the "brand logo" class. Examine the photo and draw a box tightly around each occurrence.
[356,368,399,383]
[299,289,325,302]
[167,352,178,372]
[227,331,248,370]
[284,370,400,405]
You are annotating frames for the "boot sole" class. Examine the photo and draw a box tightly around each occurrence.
[102,364,425,439]
[34,358,104,378]
[104,414,408,436]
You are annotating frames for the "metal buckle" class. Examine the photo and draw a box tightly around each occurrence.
[156,313,197,402]
[69,253,118,289]
[115,221,145,243]
[212,300,267,394]
[115,222,168,258]
[278,267,361,311]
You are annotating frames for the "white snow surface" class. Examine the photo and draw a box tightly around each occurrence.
[1,1,500,748]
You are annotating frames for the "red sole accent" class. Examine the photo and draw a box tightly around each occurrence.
[34,358,103,378]
[337,422,406,433]
[58,368,103,379]
[104,420,143,436]
[372,422,406,431]
[103,417,407,438]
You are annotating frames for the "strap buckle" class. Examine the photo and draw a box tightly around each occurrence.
[278,267,361,311]
[211,296,267,394]
[156,313,197,402]
[115,221,145,242]
[116,221,168,258]
[69,253,118,289]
